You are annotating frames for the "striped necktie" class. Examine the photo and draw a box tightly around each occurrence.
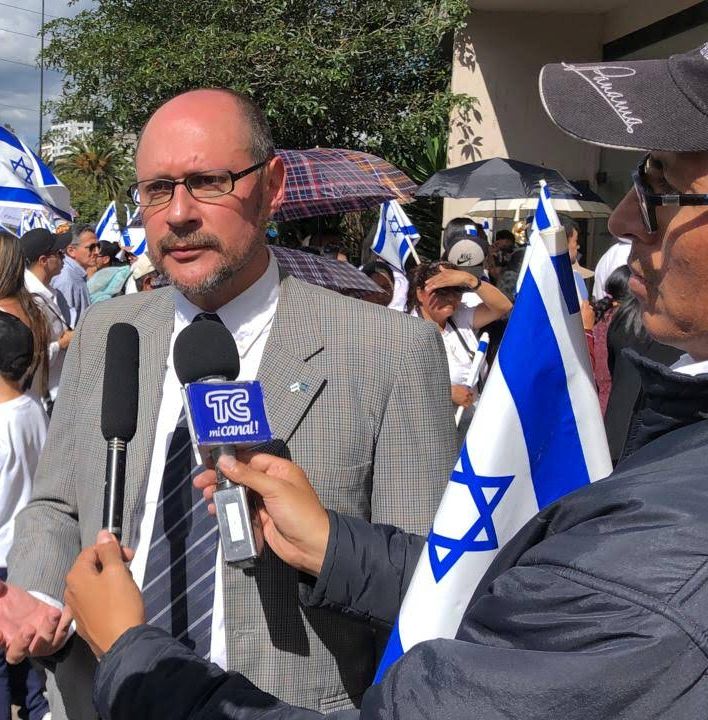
[141,311,223,659]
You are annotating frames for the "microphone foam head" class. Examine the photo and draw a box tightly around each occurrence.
[174,320,239,384]
[101,323,140,441]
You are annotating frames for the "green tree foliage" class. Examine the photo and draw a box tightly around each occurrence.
[43,0,472,169]
[52,133,133,222]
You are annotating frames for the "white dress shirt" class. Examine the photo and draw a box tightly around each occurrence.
[671,354,708,377]
[0,395,47,567]
[24,269,70,401]
[129,251,280,669]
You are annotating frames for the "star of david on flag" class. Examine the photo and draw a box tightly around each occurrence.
[371,200,419,272]
[374,184,612,684]
[0,126,72,230]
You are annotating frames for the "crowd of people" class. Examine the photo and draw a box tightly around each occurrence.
[0,41,706,720]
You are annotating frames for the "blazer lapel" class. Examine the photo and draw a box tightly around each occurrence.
[123,289,175,542]
[258,275,326,445]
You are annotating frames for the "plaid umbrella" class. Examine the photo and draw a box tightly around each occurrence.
[273,148,403,222]
[324,149,417,203]
[269,244,387,300]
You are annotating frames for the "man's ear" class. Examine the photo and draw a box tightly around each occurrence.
[262,155,286,218]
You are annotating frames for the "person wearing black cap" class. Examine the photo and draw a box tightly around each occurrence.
[20,228,74,409]
[55,43,708,720]
[0,312,50,720]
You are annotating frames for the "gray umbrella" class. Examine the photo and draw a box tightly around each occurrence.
[416,157,579,200]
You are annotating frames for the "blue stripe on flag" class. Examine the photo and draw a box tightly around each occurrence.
[498,271,590,508]
[132,238,146,255]
[535,197,550,231]
[373,621,404,684]
[373,202,390,254]
[550,254,581,315]
[0,126,24,153]
[397,238,410,266]
[30,149,58,187]
[95,206,113,237]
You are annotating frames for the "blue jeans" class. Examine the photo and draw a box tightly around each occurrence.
[0,569,49,720]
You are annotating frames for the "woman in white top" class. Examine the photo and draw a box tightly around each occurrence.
[407,261,512,411]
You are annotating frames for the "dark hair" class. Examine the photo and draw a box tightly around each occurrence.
[361,261,394,284]
[70,223,95,245]
[604,265,645,339]
[0,311,34,382]
[405,260,456,313]
[593,265,632,322]
[495,229,515,244]
[0,232,49,392]
[558,215,580,239]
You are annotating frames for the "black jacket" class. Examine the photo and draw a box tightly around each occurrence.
[95,356,708,720]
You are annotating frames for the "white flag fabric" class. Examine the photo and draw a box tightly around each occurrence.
[95,201,127,247]
[0,126,72,228]
[375,185,612,681]
[122,204,146,255]
[371,200,419,272]
[19,209,53,236]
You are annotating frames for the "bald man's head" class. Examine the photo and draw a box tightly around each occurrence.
[136,88,274,166]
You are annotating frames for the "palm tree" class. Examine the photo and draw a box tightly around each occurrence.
[54,133,130,199]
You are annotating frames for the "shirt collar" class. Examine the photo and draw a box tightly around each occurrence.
[173,249,280,355]
[64,255,87,279]
[670,353,708,377]
[24,268,55,301]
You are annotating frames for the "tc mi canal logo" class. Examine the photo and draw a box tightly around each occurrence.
[185,381,272,446]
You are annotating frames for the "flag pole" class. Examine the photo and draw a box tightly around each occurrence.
[38,0,45,158]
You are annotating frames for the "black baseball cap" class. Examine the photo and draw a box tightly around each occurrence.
[0,311,34,381]
[20,228,71,263]
[539,43,708,152]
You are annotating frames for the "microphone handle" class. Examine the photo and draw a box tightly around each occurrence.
[103,437,127,541]
[211,445,263,567]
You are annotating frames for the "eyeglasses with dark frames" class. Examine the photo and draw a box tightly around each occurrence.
[632,154,708,233]
[127,161,269,208]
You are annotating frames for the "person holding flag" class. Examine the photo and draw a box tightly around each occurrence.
[20,43,708,720]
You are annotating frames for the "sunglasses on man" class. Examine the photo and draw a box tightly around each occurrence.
[633,154,708,233]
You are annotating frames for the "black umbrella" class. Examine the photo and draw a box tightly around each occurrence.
[415,157,579,200]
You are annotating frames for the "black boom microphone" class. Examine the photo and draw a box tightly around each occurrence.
[174,319,263,567]
[101,323,140,541]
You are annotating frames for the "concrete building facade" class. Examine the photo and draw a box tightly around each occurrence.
[446,0,708,264]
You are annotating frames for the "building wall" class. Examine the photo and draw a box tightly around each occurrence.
[445,11,604,224]
[602,0,699,42]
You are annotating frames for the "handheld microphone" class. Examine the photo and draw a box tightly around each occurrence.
[101,323,140,541]
[174,319,271,567]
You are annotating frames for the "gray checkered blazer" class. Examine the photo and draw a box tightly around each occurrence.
[8,271,457,718]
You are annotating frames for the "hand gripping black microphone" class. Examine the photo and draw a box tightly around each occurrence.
[101,323,140,541]
[174,319,266,567]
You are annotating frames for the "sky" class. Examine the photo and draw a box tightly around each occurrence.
[0,0,94,150]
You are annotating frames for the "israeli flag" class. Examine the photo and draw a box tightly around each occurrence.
[371,200,419,272]
[123,205,146,255]
[95,201,125,246]
[19,209,53,236]
[375,185,612,682]
[0,127,72,225]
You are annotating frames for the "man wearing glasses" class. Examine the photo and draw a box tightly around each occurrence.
[0,89,456,719]
[50,224,100,327]
[47,44,708,720]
